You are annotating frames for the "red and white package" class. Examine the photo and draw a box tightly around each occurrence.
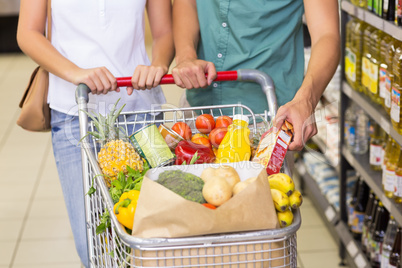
[252,121,294,175]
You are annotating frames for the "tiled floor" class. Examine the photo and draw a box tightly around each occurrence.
[0,53,348,268]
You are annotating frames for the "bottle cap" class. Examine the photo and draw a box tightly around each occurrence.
[233,114,249,123]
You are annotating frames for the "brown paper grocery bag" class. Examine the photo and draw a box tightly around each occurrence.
[132,161,279,238]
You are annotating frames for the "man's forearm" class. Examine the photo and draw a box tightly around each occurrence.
[295,34,341,108]
[173,0,200,63]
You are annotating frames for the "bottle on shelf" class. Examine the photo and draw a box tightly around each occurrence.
[348,177,361,230]
[384,0,396,21]
[362,192,377,255]
[383,133,390,171]
[389,225,401,268]
[366,197,380,259]
[381,216,398,268]
[383,137,401,198]
[345,102,369,154]
[373,0,384,17]
[361,25,376,95]
[391,42,402,134]
[345,17,358,89]
[397,1,402,26]
[370,202,390,267]
[369,29,384,105]
[351,180,370,241]
[381,36,396,114]
[370,120,386,171]
[368,0,374,12]
[351,19,367,92]
[394,146,402,203]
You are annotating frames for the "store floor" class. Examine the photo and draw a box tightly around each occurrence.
[0,53,348,268]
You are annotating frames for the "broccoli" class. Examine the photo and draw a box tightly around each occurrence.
[156,170,206,204]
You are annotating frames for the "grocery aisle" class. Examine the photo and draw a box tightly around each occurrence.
[0,53,346,268]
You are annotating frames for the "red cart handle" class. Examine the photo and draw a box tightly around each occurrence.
[116,71,238,87]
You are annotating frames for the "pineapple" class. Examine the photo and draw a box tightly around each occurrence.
[84,99,143,186]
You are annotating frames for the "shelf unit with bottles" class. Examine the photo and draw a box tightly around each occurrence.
[339,0,402,266]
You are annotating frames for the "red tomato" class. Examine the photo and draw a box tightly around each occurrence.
[195,114,215,134]
[209,127,228,148]
[192,136,212,148]
[202,203,217,209]
[172,122,192,140]
[215,115,232,128]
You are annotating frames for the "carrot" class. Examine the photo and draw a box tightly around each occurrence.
[202,203,217,209]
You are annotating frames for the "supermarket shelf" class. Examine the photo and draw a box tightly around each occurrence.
[342,145,402,225]
[295,160,339,225]
[341,1,402,40]
[296,160,370,268]
[311,136,327,154]
[335,221,371,268]
[342,82,402,145]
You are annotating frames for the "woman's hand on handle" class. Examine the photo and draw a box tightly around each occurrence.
[128,65,169,94]
[72,67,119,95]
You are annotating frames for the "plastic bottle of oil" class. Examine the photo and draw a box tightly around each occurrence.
[391,42,402,134]
[345,18,358,88]
[361,25,376,95]
[368,0,374,11]
[394,147,402,203]
[368,29,384,105]
[383,137,400,198]
[381,35,396,114]
[351,20,367,92]
[374,0,384,16]
[370,120,385,171]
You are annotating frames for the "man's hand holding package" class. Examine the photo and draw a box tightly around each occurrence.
[274,97,317,151]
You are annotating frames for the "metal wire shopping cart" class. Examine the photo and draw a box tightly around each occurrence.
[76,69,301,268]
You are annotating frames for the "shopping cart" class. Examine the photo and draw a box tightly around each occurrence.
[76,69,301,268]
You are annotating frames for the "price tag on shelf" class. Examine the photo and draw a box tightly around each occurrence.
[356,8,364,20]
[325,206,336,222]
[343,84,352,98]
[347,241,358,257]
[380,117,391,134]
[354,253,368,268]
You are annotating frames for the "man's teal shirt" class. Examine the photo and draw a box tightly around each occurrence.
[187,0,305,114]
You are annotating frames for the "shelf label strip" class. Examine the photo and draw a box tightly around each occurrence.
[354,253,368,268]
[347,240,358,258]
[325,206,336,222]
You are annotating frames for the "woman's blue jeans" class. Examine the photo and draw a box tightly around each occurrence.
[50,108,162,267]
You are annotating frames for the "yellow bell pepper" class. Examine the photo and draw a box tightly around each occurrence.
[113,189,140,229]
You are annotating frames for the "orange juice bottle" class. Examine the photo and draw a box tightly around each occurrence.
[391,42,402,134]
[368,29,384,105]
[361,25,376,95]
[216,114,251,163]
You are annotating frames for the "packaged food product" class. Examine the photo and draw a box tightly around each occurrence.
[252,121,294,175]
